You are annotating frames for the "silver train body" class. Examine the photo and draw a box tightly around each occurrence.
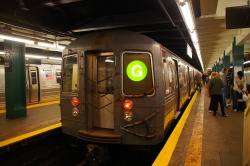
[0,62,61,109]
[60,31,197,145]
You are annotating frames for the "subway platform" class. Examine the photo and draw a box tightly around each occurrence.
[0,101,61,148]
[154,86,245,166]
[0,89,246,166]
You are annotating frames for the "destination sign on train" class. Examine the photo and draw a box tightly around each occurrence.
[126,60,147,82]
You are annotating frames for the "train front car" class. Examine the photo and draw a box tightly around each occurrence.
[60,31,170,145]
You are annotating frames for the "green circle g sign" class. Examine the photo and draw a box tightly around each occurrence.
[126,60,148,81]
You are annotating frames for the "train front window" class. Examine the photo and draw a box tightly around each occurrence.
[62,55,78,93]
[123,52,154,96]
[98,56,114,94]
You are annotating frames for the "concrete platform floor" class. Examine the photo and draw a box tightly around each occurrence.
[169,87,243,166]
[0,101,61,142]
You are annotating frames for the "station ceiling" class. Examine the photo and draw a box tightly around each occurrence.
[0,0,249,71]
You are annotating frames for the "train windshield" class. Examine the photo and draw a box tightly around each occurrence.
[62,54,78,93]
[123,52,154,96]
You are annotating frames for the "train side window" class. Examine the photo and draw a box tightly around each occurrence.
[56,69,61,85]
[183,66,187,86]
[62,54,78,93]
[31,70,37,84]
[178,64,187,89]
[163,59,171,94]
[97,56,114,94]
[178,65,183,89]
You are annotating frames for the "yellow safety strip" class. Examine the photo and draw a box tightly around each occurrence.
[244,94,250,117]
[0,100,60,114]
[245,101,250,117]
[0,123,62,148]
[152,92,198,166]
[184,92,204,166]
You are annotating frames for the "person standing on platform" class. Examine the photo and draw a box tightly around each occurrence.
[233,71,247,112]
[202,73,207,86]
[194,72,202,93]
[226,68,233,106]
[221,67,228,107]
[208,72,228,117]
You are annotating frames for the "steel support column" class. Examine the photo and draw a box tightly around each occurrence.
[232,37,244,78]
[4,40,27,119]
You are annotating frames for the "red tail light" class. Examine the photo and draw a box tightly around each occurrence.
[123,100,133,110]
[71,97,79,106]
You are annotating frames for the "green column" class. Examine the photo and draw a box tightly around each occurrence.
[223,51,230,69]
[4,40,27,119]
[232,37,244,79]
[216,62,219,72]
[219,62,223,72]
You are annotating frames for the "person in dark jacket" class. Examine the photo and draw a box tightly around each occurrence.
[208,72,228,117]
[194,72,202,93]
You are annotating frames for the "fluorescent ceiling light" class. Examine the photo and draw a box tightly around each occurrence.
[57,45,65,50]
[0,34,34,44]
[25,43,64,52]
[187,44,192,58]
[244,61,250,64]
[176,0,204,71]
[38,42,65,50]
[190,30,198,43]
[0,34,65,52]
[179,1,195,31]
[48,57,62,60]
[0,51,4,55]
[26,54,47,59]
[38,42,56,48]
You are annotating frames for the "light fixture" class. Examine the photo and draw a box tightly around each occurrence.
[38,42,65,50]
[0,34,35,44]
[176,0,204,72]
[49,57,62,60]
[0,34,65,52]
[25,54,47,59]
[0,51,4,55]
[190,31,198,43]
[244,61,250,65]
[187,44,192,58]
[179,1,195,31]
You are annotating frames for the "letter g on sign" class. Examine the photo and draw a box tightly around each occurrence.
[126,60,147,81]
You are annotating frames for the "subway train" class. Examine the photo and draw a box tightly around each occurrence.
[60,30,197,145]
[0,59,61,110]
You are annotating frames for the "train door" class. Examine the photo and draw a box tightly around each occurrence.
[187,66,191,96]
[86,51,114,129]
[172,59,180,112]
[26,66,40,103]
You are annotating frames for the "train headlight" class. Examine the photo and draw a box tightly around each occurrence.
[124,111,133,121]
[123,100,133,110]
[71,97,79,106]
[72,107,79,116]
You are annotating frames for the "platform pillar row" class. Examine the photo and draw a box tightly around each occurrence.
[223,51,230,69]
[4,40,27,119]
[232,37,244,74]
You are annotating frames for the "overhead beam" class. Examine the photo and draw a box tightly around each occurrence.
[72,11,173,32]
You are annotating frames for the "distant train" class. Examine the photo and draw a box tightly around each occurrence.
[60,31,197,145]
[0,60,61,109]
